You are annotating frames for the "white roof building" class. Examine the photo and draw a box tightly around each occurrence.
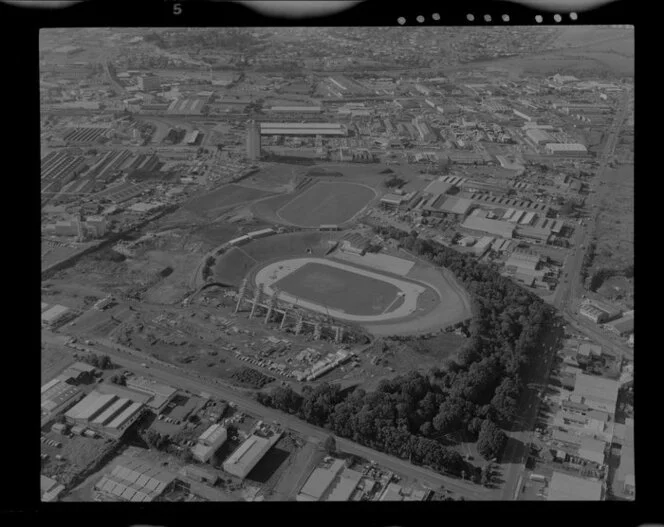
[41,304,70,325]
[545,143,588,153]
[223,434,277,479]
[192,424,228,463]
[548,472,604,501]
[573,373,620,414]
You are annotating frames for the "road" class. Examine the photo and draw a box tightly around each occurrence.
[499,89,631,500]
[43,331,493,499]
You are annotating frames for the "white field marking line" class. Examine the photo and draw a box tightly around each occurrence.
[381,292,404,315]
[254,257,425,322]
[234,246,258,264]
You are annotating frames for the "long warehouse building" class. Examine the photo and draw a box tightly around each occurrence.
[259,122,347,136]
[223,432,281,479]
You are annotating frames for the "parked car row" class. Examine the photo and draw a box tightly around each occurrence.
[158,414,181,425]
[41,436,62,448]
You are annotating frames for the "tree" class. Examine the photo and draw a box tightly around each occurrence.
[180,449,194,464]
[98,354,112,370]
[480,464,491,486]
[144,429,168,450]
[476,419,507,461]
[86,354,100,368]
[323,434,337,455]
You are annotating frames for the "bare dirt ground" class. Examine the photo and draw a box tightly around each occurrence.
[141,250,202,305]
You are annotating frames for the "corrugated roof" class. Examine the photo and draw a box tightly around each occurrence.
[41,304,70,323]
[66,392,117,421]
[573,374,619,408]
[107,401,143,430]
[135,474,150,488]
[92,398,132,426]
[462,216,514,238]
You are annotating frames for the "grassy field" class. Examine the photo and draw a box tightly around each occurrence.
[41,345,73,384]
[277,182,376,227]
[214,231,342,286]
[273,262,404,316]
[213,246,258,286]
[591,164,634,299]
[184,184,275,216]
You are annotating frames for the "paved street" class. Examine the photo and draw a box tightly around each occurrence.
[43,330,492,499]
[498,89,631,500]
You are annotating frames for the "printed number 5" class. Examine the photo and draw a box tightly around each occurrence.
[174,3,182,15]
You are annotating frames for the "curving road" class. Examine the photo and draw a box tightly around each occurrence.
[43,329,492,500]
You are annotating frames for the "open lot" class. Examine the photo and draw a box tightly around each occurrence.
[41,431,115,488]
[41,344,74,384]
[277,181,376,227]
[184,184,276,217]
[591,164,633,297]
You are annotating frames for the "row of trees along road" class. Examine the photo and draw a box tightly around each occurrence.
[257,226,554,477]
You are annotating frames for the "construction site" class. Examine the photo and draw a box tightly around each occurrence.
[43,158,472,396]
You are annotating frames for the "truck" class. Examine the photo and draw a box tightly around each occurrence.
[529,473,546,482]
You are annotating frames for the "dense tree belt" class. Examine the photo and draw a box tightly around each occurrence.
[257,226,554,476]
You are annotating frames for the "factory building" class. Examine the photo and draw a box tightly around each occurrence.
[268,106,323,114]
[545,143,588,155]
[296,459,346,501]
[223,432,281,479]
[64,391,145,438]
[125,376,177,413]
[138,75,161,92]
[604,315,634,337]
[461,216,515,239]
[41,381,84,420]
[432,197,473,221]
[548,472,604,501]
[246,120,261,161]
[513,109,532,121]
[526,128,553,144]
[94,458,176,502]
[259,122,346,136]
[41,304,71,327]
[572,373,620,415]
[516,224,552,244]
[191,424,228,463]
[506,249,542,271]
[423,179,454,196]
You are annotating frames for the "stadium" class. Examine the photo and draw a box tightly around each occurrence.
[212,230,471,337]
